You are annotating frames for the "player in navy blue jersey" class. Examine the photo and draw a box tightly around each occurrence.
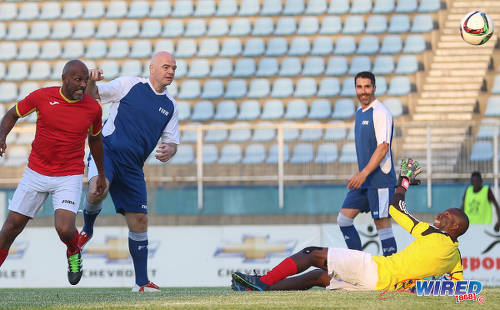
[78,52,180,292]
[337,71,398,257]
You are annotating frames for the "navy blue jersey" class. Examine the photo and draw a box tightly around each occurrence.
[354,99,396,188]
[98,77,179,168]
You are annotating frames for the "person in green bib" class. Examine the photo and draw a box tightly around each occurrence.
[461,171,500,231]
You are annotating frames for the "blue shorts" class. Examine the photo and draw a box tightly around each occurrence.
[341,187,394,219]
[88,154,148,215]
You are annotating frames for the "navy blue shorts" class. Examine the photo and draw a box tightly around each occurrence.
[341,187,394,219]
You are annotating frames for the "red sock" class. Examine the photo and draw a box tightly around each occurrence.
[60,230,80,256]
[259,257,298,286]
[0,248,8,267]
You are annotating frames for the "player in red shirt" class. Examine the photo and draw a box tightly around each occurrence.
[0,60,106,285]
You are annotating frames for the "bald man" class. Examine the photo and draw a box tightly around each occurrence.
[0,60,106,286]
[80,52,179,292]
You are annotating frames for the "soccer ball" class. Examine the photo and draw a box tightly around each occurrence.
[460,10,494,45]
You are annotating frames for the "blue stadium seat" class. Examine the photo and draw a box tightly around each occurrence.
[340,78,356,97]
[40,41,61,60]
[280,57,302,76]
[411,14,434,33]
[176,39,196,58]
[28,22,50,40]
[395,55,418,74]
[73,21,95,39]
[303,57,325,76]
[195,0,216,16]
[178,80,201,99]
[211,59,233,77]
[155,39,175,54]
[181,122,201,143]
[81,1,103,19]
[366,15,387,34]
[418,0,440,12]
[380,35,403,54]
[120,60,142,77]
[100,61,120,79]
[6,22,28,41]
[130,40,152,58]
[18,3,38,21]
[271,79,294,98]
[332,99,355,119]
[324,120,347,141]
[228,122,252,142]
[253,18,274,36]
[257,58,279,76]
[343,16,365,34]
[61,2,82,19]
[326,56,348,76]
[384,98,403,117]
[5,62,28,82]
[17,42,39,60]
[300,121,323,141]
[107,40,129,59]
[309,99,331,119]
[0,63,5,80]
[17,82,39,101]
[295,78,317,98]
[207,18,228,36]
[334,37,356,55]
[167,82,177,97]
[373,0,394,13]
[174,59,187,78]
[319,16,341,34]
[315,143,338,163]
[188,59,210,78]
[85,41,107,59]
[216,0,238,16]
[375,77,388,95]
[262,0,282,15]
[219,144,242,164]
[492,76,500,94]
[95,20,117,39]
[230,18,251,36]
[476,120,499,139]
[298,16,319,35]
[214,100,237,121]
[198,39,220,57]
[62,41,84,59]
[248,79,270,98]
[238,100,261,120]
[283,121,299,141]
[262,100,284,119]
[203,144,218,164]
[0,3,17,21]
[234,58,256,77]
[177,101,191,122]
[328,0,349,14]
[288,37,310,56]
[191,101,214,121]
[373,56,395,75]
[290,143,314,163]
[396,0,417,13]
[266,38,287,56]
[243,144,266,164]
[357,36,379,55]
[318,78,340,96]
[201,79,224,99]
[403,35,426,53]
[225,79,247,99]
[351,0,372,14]
[339,143,357,163]
[275,17,297,35]
[50,61,65,80]
[485,97,500,116]
[150,0,171,18]
[470,141,493,162]
[283,0,305,15]
[163,20,184,37]
[0,83,17,102]
[311,37,334,55]
[128,1,150,18]
[169,145,194,165]
[185,19,206,37]
[50,21,72,40]
[205,122,228,143]
[243,38,265,57]
[266,144,289,163]
[388,15,410,33]
[0,23,6,40]
[306,0,327,14]
[239,0,260,16]
[349,56,371,75]
[388,76,411,96]
[172,0,193,17]
[106,1,127,18]
[285,99,308,120]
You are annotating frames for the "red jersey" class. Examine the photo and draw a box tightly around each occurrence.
[16,87,102,176]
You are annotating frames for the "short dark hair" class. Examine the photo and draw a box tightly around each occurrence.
[452,208,469,238]
[354,71,376,86]
[471,171,482,180]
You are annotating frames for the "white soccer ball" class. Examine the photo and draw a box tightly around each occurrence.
[460,10,494,45]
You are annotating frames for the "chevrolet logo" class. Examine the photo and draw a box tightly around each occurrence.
[83,237,160,263]
[214,235,296,263]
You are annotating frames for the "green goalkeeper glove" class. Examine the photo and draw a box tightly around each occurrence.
[398,158,423,190]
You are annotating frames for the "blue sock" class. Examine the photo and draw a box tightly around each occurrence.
[337,213,362,250]
[379,228,397,256]
[82,200,102,237]
[129,232,148,286]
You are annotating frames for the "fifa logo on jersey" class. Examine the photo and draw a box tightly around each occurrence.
[362,120,369,125]
[158,107,169,117]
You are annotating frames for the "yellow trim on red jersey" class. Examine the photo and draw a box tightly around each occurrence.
[88,125,102,136]
[15,103,37,118]
[59,87,80,103]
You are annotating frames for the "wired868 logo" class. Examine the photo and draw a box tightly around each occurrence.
[415,279,484,304]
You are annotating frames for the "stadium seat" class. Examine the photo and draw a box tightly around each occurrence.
[239,0,260,16]
[51,21,72,40]
[198,39,219,57]
[6,22,28,41]
[328,0,349,14]
[203,144,218,164]
[389,14,411,33]
[169,145,194,165]
[300,122,323,142]
[295,78,317,98]
[28,61,50,80]
[395,55,418,74]
[485,97,500,116]
[303,57,325,76]
[0,83,17,102]
[311,37,333,55]
[185,19,206,37]
[298,17,319,35]
[339,143,357,163]
[0,103,5,117]
[176,39,196,58]
[100,61,119,79]
[214,100,237,121]
[0,23,5,40]
[242,144,266,164]
[418,0,441,12]
[178,80,201,99]
[476,120,500,139]
[150,0,171,17]
[373,56,395,75]
[366,15,388,34]
[17,42,39,60]
[238,100,261,120]
[262,100,284,119]
[128,1,150,18]
[388,76,411,96]
[319,16,341,34]
[140,20,162,38]
[28,22,50,40]
[40,41,61,60]
[220,38,242,57]
[82,2,102,19]
[243,38,265,57]
[107,40,129,59]
[266,38,288,56]
[376,77,388,95]
[373,0,394,13]
[349,56,371,75]
[225,79,247,99]
[380,35,403,54]
[205,122,228,142]
[188,59,210,78]
[492,76,500,94]
[0,3,17,21]
[315,143,338,163]
[318,77,340,96]
[121,60,142,77]
[207,19,228,36]
[173,59,186,78]
[17,2,39,21]
[290,143,314,163]
[195,0,215,16]
[17,81,38,101]
[396,0,417,12]
[201,80,224,99]
[234,59,256,77]
[191,101,214,121]
[253,18,274,36]
[164,20,184,37]
[324,120,347,141]
[325,57,348,76]
[177,101,191,121]
[172,0,193,17]
[306,0,327,14]
[155,39,175,54]
[357,36,379,55]
[118,20,140,39]
[130,40,152,59]
[411,14,434,33]
[384,98,404,117]
[106,1,127,18]
[279,57,302,76]
[167,82,178,97]
[261,0,282,15]
[351,0,372,14]
[403,35,427,53]
[266,143,289,163]
[248,79,270,98]
[228,121,252,142]
[308,99,331,119]
[181,122,201,143]
[470,141,493,162]
[0,63,5,80]
[85,40,107,59]
[210,59,233,77]
[256,58,279,77]
[271,79,293,98]
[285,99,308,120]
[343,16,365,34]
[332,99,355,119]
[4,146,29,167]
[62,41,84,59]
[218,144,242,164]
[288,37,310,56]
[216,0,238,16]
[283,0,305,15]
[283,121,299,141]
[334,37,356,55]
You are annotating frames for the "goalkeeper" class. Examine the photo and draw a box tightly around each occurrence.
[232,159,469,291]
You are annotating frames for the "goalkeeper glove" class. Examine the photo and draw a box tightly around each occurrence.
[398,158,423,190]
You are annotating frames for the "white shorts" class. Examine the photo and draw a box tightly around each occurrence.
[9,167,83,218]
[326,248,378,291]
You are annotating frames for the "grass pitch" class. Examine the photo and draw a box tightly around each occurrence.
[0,287,498,309]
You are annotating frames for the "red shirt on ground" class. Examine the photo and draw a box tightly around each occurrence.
[16,87,102,176]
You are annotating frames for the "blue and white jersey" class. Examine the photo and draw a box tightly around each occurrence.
[97,76,179,168]
[354,99,396,188]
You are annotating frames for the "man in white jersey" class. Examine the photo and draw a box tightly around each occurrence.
[78,52,180,292]
[337,71,398,257]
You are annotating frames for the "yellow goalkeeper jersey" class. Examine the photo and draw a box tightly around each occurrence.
[372,201,464,291]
